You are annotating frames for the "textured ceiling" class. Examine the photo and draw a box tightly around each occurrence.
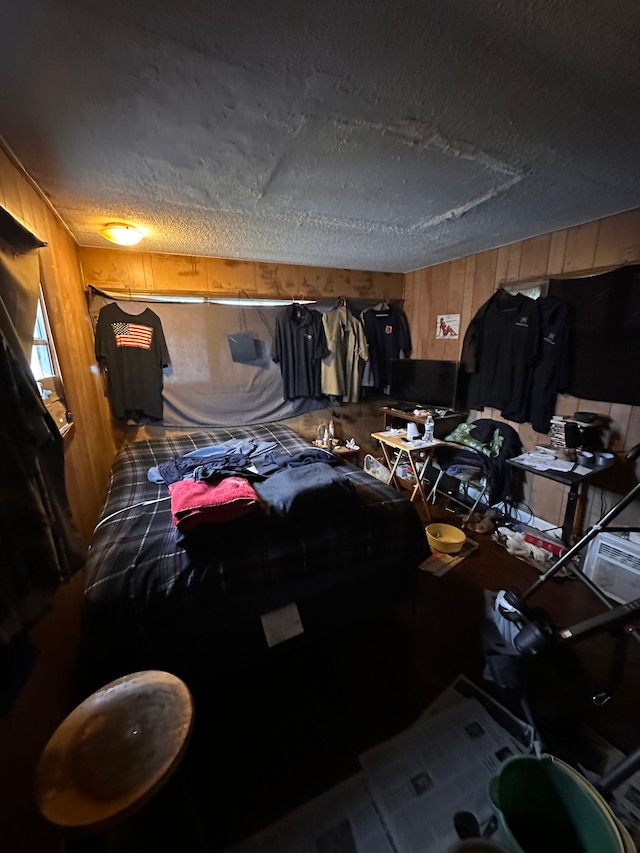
[2,0,640,272]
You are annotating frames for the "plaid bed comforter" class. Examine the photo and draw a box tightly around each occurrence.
[83,423,429,676]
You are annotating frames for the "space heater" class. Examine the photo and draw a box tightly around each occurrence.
[582,532,640,604]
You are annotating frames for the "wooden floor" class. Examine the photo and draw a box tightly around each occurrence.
[101,500,640,852]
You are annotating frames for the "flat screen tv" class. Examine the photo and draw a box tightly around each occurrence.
[389,358,460,410]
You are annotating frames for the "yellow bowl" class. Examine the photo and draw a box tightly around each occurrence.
[426,522,466,554]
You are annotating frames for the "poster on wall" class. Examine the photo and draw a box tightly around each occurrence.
[436,314,460,339]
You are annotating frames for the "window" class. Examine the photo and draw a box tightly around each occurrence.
[30,296,56,380]
[30,288,72,435]
[502,279,549,300]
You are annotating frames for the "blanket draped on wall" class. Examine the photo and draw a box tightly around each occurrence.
[0,206,85,651]
[549,264,640,406]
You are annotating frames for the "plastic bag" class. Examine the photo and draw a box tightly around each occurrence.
[363,454,392,483]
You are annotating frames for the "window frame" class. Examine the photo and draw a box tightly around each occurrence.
[30,285,72,437]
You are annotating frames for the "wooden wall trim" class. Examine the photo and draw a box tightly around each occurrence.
[78,247,404,304]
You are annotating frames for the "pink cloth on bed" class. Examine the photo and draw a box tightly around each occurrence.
[169,476,260,533]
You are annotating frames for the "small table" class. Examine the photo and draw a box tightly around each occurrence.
[381,406,468,434]
[507,455,616,545]
[36,670,194,838]
[332,445,360,466]
[371,430,443,512]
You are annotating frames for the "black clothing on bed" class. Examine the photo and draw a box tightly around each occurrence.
[94,303,170,421]
[154,438,276,484]
[252,446,338,475]
[253,462,357,518]
[153,442,337,484]
[82,424,429,686]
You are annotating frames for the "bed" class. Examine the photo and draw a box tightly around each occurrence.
[81,422,430,689]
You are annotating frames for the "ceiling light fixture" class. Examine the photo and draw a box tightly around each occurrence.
[100,223,146,246]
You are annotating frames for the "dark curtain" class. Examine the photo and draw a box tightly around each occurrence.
[549,265,640,405]
[0,206,85,649]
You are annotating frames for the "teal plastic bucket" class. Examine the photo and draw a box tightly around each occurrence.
[489,754,631,853]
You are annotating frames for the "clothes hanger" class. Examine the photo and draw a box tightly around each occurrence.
[291,292,311,317]
[374,297,391,314]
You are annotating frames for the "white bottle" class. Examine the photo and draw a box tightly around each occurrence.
[424,411,435,443]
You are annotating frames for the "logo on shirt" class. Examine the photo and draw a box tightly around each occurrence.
[385,324,393,335]
[544,332,557,345]
[112,322,153,349]
[515,316,530,328]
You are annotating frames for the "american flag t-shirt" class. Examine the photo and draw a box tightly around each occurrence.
[111,321,153,350]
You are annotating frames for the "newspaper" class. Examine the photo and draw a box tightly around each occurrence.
[419,538,479,577]
[223,674,640,852]
[223,773,396,853]
[421,675,532,750]
[359,697,526,853]
[222,676,528,853]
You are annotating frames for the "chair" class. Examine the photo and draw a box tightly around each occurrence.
[427,419,523,526]
[427,459,490,526]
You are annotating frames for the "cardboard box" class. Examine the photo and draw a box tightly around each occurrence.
[520,525,566,557]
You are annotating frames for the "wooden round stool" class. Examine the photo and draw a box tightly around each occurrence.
[35,670,194,838]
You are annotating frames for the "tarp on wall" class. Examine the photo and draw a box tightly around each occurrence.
[88,291,329,426]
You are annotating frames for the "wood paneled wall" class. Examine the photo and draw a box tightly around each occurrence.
[404,209,640,532]
[0,153,116,541]
[78,246,404,302]
[0,149,116,853]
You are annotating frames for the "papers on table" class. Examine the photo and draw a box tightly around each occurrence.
[400,439,440,449]
[511,452,575,472]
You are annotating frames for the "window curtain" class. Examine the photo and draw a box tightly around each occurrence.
[549,265,640,405]
[0,206,85,649]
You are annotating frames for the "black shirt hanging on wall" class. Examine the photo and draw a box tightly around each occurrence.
[549,265,640,406]
[360,303,412,390]
[521,294,572,432]
[462,289,539,419]
[272,303,329,400]
[95,303,171,420]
